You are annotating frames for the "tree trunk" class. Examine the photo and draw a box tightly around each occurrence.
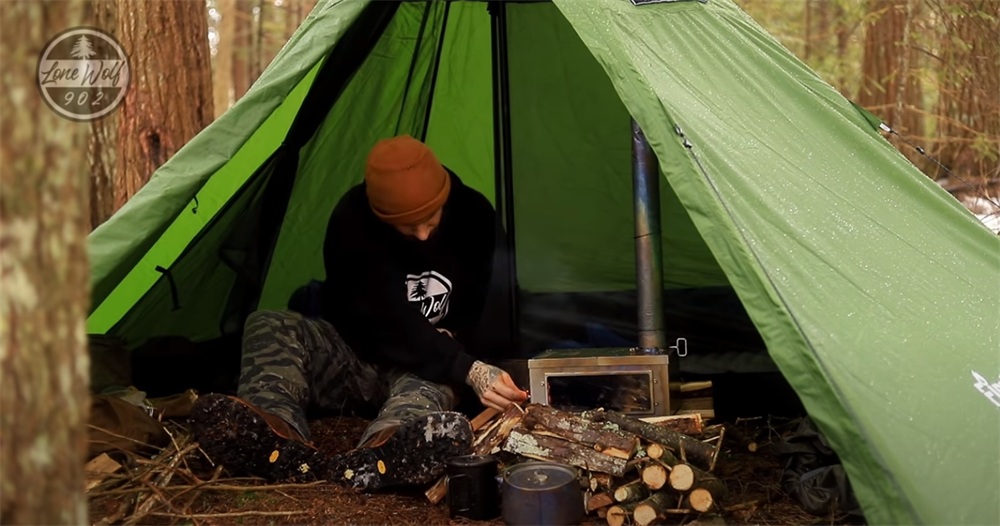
[215,0,236,118]
[0,1,91,524]
[233,0,254,100]
[857,0,908,125]
[114,0,214,210]
[87,0,118,229]
[934,0,1000,180]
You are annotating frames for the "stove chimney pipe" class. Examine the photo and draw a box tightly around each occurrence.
[632,119,666,354]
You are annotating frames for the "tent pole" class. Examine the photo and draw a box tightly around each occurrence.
[489,1,521,356]
[632,119,666,354]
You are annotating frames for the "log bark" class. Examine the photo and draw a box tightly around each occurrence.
[0,3,90,524]
[502,428,628,477]
[522,404,639,459]
[641,463,669,490]
[582,409,714,468]
[640,412,703,435]
[633,492,676,526]
[587,492,614,512]
[613,479,650,504]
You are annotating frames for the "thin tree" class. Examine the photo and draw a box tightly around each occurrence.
[0,0,91,524]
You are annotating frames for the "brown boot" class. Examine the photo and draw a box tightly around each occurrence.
[327,412,473,491]
[190,393,323,482]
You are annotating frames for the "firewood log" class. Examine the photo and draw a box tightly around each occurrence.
[613,479,650,503]
[606,501,639,526]
[686,476,728,513]
[668,463,719,492]
[581,409,715,469]
[641,462,669,490]
[587,492,615,512]
[521,404,639,459]
[632,491,675,526]
[638,413,704,436]
[502,427,628,477]
[688,487,719,513]
[646,442,665,460]
[589,473,613,493]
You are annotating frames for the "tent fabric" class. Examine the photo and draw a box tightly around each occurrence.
[86,1,1000,525]
[551,1,999,524]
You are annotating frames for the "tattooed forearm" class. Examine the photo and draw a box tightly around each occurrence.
[466,360,501,396]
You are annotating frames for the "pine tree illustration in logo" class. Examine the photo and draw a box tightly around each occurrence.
[410,281,428,300]
[71,36,96,59]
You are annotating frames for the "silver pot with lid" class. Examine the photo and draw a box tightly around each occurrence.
[501,461,585,525]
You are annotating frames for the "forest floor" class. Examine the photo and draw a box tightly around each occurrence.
[87,413,862,526]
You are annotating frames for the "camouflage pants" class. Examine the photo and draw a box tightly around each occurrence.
[237,310,456,447]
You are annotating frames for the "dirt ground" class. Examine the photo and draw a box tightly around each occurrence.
[88,414,856,526]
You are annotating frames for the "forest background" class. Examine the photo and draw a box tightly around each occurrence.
[81,0,1000,230]
[1,2,997,523]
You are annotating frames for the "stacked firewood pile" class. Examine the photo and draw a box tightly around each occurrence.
[429,403,729,526]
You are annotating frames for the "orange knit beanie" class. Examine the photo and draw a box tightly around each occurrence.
[364,135,451,225]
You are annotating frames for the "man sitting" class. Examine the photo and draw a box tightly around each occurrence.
[191,135,527,490]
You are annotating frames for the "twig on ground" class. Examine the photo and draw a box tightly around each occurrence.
[88,424,166,452]
[709,426,725,472]
[148,510,309,519]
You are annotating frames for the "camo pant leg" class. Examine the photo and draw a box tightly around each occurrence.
[357,371,457,447]
[237,310,385,442]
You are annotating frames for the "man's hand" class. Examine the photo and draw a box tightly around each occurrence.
[466,360,529,411]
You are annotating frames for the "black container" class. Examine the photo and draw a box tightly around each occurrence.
[446,454,501,521]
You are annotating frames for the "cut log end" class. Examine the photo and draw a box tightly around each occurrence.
[641,463,668,490]
[689,487,716,513]
[668,464,695,491]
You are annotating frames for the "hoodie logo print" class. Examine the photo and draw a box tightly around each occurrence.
[405,271,452,325]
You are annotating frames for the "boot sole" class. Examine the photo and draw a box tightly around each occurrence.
[327,411,473,490]
[189,393,324,482]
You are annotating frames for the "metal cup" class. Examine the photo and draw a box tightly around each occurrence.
[446,454,501,521]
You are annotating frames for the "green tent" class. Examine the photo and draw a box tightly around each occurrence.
[87,0,1000,524]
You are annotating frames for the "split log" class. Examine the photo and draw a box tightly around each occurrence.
[606,501,639,526]
[521,404,639,459]
[613,479,650,503]
[668,463,719,492]
[502,427,628,477]
[632,492,675,526]
[589,473,613,493]
[587,492,615,512]
[641,462,669,490]
[582,409,714,469]
[638,413,704,436]
[425,404,522,504]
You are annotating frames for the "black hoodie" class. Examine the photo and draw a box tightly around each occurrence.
[320,171,496,386]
